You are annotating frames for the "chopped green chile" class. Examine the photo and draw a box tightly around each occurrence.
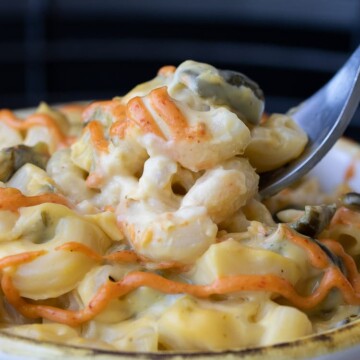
[176,63,265,125]
[0,143,50,182]
[289,204,337,238]
[218,70,264,101]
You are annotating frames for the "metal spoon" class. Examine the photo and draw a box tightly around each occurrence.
[259,46,360,199]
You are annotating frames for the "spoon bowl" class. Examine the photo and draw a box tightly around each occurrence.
[259,46,360,199]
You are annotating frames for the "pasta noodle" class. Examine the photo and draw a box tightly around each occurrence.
[0,60,359,353]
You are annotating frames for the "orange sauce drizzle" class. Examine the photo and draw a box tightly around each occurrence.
[158,65,176,76]
[0,250,46,270]
[126,96,165,139]
[321,239,360,292]
[2,267,357,327]
[56,242,139,264]
[282,227,329,268]
[55,242,103,262]
[105,251,140,263]
[150,87,190,140]
[3,226,360,326]
[0,110,72,148]
[86,120,109,153]
[83,100,127,142]
[56,241,184,269]
[150,87,208,141]
[0,188,71,212]
[82,120,109,187]
[109,120,128,139]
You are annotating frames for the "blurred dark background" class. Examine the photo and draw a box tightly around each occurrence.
[1,0,360,138]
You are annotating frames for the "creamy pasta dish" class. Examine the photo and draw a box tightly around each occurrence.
[0,60,359,352]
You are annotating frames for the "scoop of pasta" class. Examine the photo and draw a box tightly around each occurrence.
[1,60,359,354]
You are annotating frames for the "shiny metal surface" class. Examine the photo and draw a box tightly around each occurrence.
[259,46,360,198]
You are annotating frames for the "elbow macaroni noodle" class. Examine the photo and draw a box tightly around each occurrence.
[0,60,359,352]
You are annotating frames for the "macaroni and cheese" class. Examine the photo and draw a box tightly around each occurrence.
[0,61,359,352]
